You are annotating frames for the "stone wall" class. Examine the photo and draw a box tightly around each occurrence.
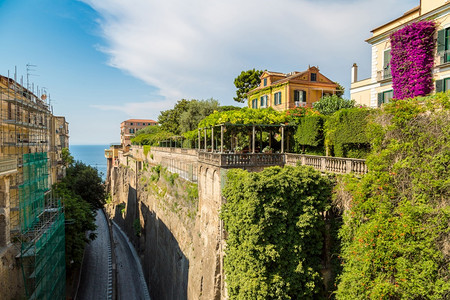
[105,147,226,299]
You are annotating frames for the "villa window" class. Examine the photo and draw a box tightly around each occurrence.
[435,77,450,92]
[383,49,391,79]
[437,27,450,64]
[377,90,393,106]
[251,98,258,108]
[264,78,267,86]
[294,90,306,106]
[311,73,317,82]
[260,95,268,108]
[129,129,135,134]
[274,92,282,105]
[130,122,134,125]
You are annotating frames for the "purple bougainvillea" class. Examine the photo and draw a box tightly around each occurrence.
[390,21,436,100]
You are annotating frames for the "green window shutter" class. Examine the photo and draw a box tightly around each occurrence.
[279,92,282,104]
[436,79,443,93]
[437,29,445,53]
[377,93,383,107]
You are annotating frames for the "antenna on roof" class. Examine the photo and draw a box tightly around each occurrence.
[26,63,37,90]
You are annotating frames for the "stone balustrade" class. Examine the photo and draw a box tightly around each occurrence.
[285,153,368,175]
[127,146,368,175]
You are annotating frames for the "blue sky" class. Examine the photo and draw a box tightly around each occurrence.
[0,0,417,144]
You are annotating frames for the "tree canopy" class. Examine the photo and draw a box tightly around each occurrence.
[233,69,264,103]
[131,125,173,146]
[157,98,220,136]
[64,161,106,208]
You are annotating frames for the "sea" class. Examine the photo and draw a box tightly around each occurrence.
[69,145,109,181]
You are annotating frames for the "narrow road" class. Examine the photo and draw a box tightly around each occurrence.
[113,221,151,300]
[77,209,112,300]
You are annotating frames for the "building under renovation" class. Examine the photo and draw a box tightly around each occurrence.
[0,74,67,299]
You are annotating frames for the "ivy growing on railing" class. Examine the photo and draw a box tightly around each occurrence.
[390,21,436,99]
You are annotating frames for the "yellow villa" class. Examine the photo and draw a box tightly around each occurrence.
[351,0,450,107]
[247,66,338,111]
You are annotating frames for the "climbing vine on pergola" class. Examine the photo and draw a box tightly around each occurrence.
[184,107,318,153]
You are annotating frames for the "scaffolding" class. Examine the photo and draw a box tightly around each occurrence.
[0,73,65,299]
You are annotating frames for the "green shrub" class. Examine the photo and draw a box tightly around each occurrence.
[313,95,355,115]
[221,165,333,299]
[294,115,325,154]
[325,108,371,158]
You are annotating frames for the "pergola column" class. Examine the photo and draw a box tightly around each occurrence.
[281,125,285,153]
[220,125,224,153]
[211,127,214,152]
[252,125,255,154]
[198,129,201,149]
[269,130,272,148]
[204,128,207,151]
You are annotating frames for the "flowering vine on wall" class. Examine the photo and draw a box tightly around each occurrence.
[390,21,436,100]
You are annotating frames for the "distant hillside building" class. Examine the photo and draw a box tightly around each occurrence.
[121,119,158,147]
[247,66,338,111]
[350,0,450,107]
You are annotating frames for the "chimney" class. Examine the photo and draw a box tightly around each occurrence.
[351,63,358,83]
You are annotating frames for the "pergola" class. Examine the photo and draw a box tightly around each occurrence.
[198,123,296,154]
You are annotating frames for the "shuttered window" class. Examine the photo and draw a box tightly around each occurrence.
[260,95,268,107]
[377,90,393,107]
[383,49,391,79]
[435,78,450,92]
[274,92,282,105]
[294,90,306,102]
[437,28,450,64]
[251,99,258,108]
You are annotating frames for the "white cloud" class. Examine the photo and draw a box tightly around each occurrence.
[90,99,176,120]
[82,0,418,103]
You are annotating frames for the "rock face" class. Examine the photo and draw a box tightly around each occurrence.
[105,147,226,300]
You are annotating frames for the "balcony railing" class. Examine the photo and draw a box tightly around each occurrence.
[285,153,367,175]
[295,101,306,107]
[377,69,392,81]
[198,151,285,168]
[0,157,18,175]
[198,152,367,174]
